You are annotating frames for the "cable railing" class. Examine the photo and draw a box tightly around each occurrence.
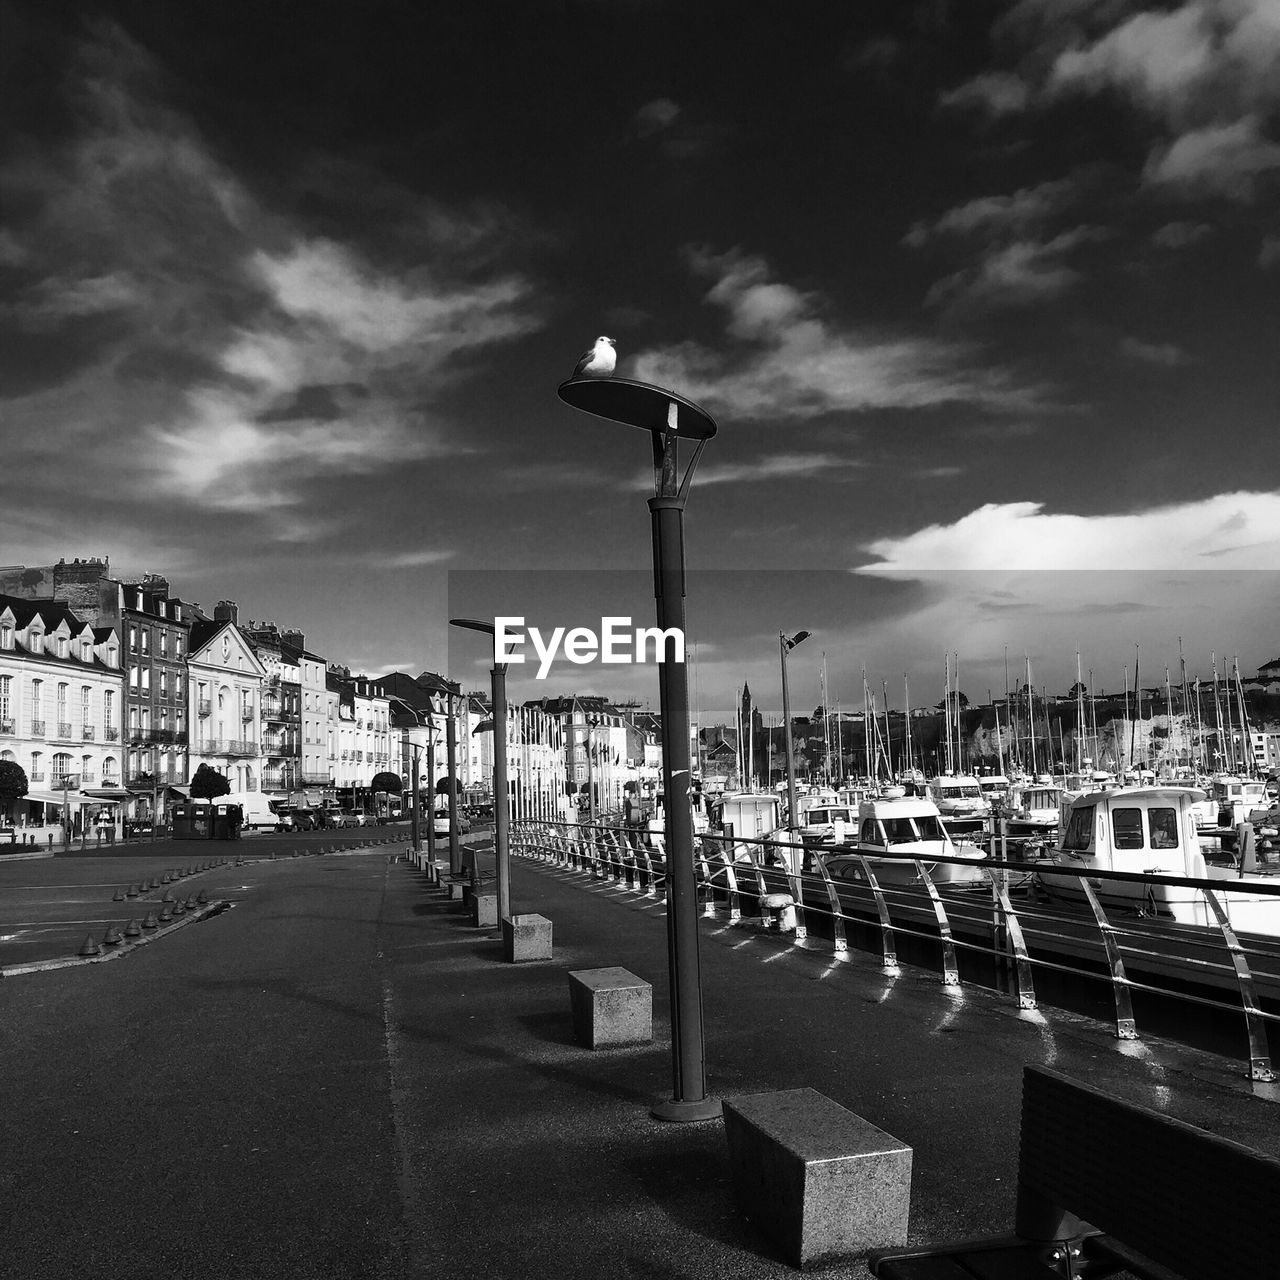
[510,816,1280,1087]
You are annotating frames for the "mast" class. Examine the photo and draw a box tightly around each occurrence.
[882,679,893,782]
[1234,656,1253,775]
[994,701,1005,777]
[942,655,952,775]
[1128,646,1140,772]
[954,652,963,774]
[1026,655,1038,778]
[903,674,913,777]
[1212,652,1225,774]
[863,668,872,782]
[1178,638,1191,775]
[1164,666,1173,778]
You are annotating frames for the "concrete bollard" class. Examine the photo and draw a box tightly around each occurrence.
[722,1088,911,1267]
[502,913,553,963]
[567,968,653,1049]
[470,890,498,928]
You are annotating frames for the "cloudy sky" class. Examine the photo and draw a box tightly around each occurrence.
[3,1,1279,723]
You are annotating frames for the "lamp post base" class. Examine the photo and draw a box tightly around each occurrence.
[650,1094,723,1124]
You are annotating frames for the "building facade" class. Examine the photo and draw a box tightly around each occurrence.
[0,595,124,833]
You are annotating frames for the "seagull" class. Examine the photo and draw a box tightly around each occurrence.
[572,335,616,378]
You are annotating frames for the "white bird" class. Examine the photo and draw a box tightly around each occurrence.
[572,335,616,378]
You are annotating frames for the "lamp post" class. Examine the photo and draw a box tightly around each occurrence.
[449,619,511,924]
[780,630,811,833]
[558,374,720,1124]
[445,681,461,876]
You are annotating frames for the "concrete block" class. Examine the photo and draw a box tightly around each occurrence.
[470,890,497,928]
[722,1087,911,1268]
[567,967,652,1049]
[448,879,466,901]
[502,913,552,962]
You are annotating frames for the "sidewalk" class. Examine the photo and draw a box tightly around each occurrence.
[2,847,1276,1279]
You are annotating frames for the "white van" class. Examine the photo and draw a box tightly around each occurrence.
[218,791,281,831]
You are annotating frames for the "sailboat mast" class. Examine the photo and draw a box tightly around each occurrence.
[903,674,913,777]
[1026,655,1037,778]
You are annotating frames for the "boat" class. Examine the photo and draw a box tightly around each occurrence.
[976,773,1010,807]
[822,795,988,888]
[1004,781,1064,838]
[1210,775,1270,831]
[925,773,991,837]
[1037,786,1280,935]
[795,802,855,850]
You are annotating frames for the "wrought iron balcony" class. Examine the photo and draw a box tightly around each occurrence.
[81,725,95,741]
[0,717,13,735]
[57,722,73,739]
[197,699,212,717]
[31,720,45,736]
[104,727,119,741]
[29,771,45,782]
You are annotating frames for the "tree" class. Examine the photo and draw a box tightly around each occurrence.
[0,759,28,821]
[190,763,231,800]
[435,776,462,795]
[370,771,402,795]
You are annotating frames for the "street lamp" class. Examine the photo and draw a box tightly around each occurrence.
[558,374,720,1124]
[780,630,810,834]
[445,680,462,876]
[449,618,511,925]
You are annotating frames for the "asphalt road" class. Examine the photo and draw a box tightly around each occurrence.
[4,845,1279,1280]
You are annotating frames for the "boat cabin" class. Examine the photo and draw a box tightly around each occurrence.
[716,792,782,841]
[857,798,950,848]
[1057,787,1203,876]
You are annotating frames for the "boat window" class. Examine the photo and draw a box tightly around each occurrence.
[1113,808,1145,849]
[1148,807,1179,849]
[882,817,917,845]
[1062,804,1094,852]
[860,818,880,845]
[912,815,944,840]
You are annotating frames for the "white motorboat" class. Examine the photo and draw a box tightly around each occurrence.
[925,773,991,838]
[1038,786,1280,935]
[1005,781,1065,837]
[823,795,988,888]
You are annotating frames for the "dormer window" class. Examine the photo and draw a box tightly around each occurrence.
[1,623,12,649]
[57,635,68,659]
[106,645,118,668]
[29,630,44,654]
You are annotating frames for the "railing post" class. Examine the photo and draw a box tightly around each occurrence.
[1078,877,1138,1040]
[913,860,959,986]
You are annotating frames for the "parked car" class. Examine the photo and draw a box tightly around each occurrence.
[278,808,318,832]
[331,811,361,828]
[430,810,471,836]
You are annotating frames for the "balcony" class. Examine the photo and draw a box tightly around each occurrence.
[31,720,45,737]
[301,772,330,786]
[57,722,73,739]
[226,739,257,756]
[242,710,255,723]
[0,717,13,735]
[80,770,97,785]
[81,725,95,741]
[29,771,45,782]
[104,727,119,741]
[197,699,212,717]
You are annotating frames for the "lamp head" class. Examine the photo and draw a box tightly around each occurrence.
[784,630,811,651]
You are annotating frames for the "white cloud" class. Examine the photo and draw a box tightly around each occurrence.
[939,71,1031,116]
[860,492,1280,572]
[629,248,1038,420]
[1049,5,1215,109]
[1120,336,1188,365]
[678,451,862,487]
[1144,115,1280,196]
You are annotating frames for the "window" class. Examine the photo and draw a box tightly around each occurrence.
[1149,807,1179,850]
[160,631,169,656]
[104,690,115,730]
[106,645,117,668]
[141,668,150,691]
[129,626,138,651]
[140,629,150,654]
[1112,808,1145,850]
[81,687,91,726]
[102,757,118,783]
[860,818,881,845]
[0,623,11,648]
[1062,804,1095,852]
[82,639,92,661]
[129,665,139,689]
[0,675,10,725]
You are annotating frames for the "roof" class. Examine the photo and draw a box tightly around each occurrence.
[0,594,85,632]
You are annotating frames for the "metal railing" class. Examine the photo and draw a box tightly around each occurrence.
[509,816,1280,1088]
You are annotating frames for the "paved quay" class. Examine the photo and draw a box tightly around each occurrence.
[2,845,1278,1280]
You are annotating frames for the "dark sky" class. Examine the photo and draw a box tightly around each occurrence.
[3,1,1279,721]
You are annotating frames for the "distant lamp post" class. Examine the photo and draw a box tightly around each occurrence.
[780,630,811,832]
[449,619,511,924]
[558,373,720,1124]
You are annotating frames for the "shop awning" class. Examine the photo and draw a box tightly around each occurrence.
[82,787,130,802]
[168,784,192,799]
[24,790,88,808]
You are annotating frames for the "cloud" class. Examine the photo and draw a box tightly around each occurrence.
[0,19,542,539]
[1048,5,1215,110]
[939,71,1031,115]
[1144,115,1280,197]
[628,247,1039,420]
[1120,336,1188,366]
[860,492,1280,572]
[675,451,862,487]
[1150,220,1213,248]
[1261,234,1280,268]
[634,97,681,137]
[924,227,1106,312]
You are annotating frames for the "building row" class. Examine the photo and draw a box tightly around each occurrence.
[0,558,663,834]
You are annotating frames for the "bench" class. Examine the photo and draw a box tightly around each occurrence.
[869,1064,1280,1280]
[567,967,652,1048]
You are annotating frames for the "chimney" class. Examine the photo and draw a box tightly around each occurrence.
[214,600,239,625]
[282,628,304,648]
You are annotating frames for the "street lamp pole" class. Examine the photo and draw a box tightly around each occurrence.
[780,630,810,832]
[446,682,461,876]
[558,375,720,1123]
[449,619,511,924]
